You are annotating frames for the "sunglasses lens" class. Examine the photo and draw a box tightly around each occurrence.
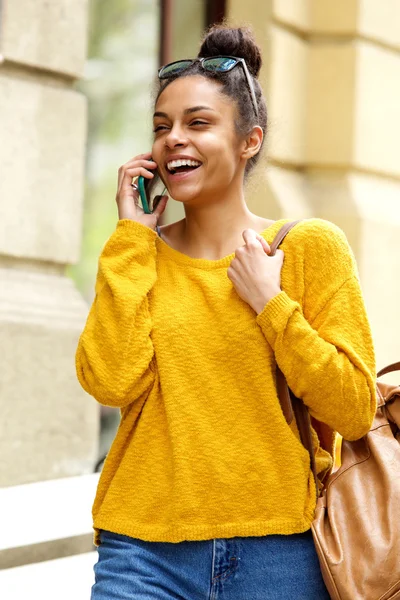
[203,57,237,72]
[159,60,193,79]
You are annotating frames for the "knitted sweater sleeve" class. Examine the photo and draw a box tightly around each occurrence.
[256,220,377,441]
[75,219,158,408]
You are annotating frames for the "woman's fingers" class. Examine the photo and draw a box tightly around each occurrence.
[242,228,271,255]
[117,160,156,191]
[116,155,155,220]
[115,153,169,226]
[241,228,259,248]
[152,195,169,219]
[120,158,157,173]
[116,153,154,185]
[256,235,271,255]
[118,166,154,194]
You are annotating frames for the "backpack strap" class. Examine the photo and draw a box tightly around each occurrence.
[269,219,320,500]
[269,220,302,426]
[377,362,400,378]
[269,219,302,256]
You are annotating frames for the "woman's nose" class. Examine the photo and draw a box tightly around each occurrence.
[164,125,188,149]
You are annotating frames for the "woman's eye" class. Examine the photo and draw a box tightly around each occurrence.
[153,120,207,133]
[153,125,169,133]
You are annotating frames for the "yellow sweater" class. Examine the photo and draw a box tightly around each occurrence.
[76,217,376,545]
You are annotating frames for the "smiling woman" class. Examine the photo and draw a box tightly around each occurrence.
[149,71,268,258]
[76,23,376,600]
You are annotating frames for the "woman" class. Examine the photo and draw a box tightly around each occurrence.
[76,24,376,600]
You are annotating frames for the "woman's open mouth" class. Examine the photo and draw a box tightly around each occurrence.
[166,158,202,178]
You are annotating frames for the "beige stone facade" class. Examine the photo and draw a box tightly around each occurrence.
[0,0,98,486]
[224,0,400,373]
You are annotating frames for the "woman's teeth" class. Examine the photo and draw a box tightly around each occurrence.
[167,159,202,173]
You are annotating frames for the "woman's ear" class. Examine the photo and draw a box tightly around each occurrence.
[241,126,263,160]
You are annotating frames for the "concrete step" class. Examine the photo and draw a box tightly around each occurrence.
[0,552,97,599]
[0,473,99,569]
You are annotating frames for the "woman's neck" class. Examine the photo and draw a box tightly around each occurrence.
[161,196,274,260]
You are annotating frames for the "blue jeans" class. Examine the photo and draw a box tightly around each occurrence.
[91,529,330,599]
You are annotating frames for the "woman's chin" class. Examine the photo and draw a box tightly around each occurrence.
[168,189,202,204]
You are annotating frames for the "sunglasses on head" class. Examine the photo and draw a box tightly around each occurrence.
[158,56,259,119]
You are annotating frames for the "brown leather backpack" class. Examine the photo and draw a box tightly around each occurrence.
[271,222,400,600]
[310,362,400,600]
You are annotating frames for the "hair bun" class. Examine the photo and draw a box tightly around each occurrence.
[198,24,262,78]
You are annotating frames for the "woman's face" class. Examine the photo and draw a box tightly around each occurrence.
[152,75,246,205]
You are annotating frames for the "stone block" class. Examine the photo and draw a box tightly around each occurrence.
[358,0,400,49]
[307,41,400,177]
[308,171,400,371]
[268,25,309,165]
[311,0,400,49]
[245,162,313,221]
[0,0,88,77]
[0,268,98,487]
[0,473,99,569]
[227,0,273,34]
[0,473,99,568]
[0,553,96,600]
[273,0,311,32]
[310,0,358,33]
[354,42,400,177]
[0,72,86,263]
[265,165,314,218]
[306,43,356,166]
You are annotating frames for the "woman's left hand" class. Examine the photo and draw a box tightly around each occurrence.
[227,229,284,314]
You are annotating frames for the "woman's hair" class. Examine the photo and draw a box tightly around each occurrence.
[156,24,267,177]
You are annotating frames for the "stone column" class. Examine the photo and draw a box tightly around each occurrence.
[226,0,400,370]
[307,0,400,370]
[0,0,98,486]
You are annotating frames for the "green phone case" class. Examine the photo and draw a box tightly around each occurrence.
[138,176,151,214]
[138,175,167,214]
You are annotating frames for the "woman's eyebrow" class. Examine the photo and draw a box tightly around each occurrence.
[184,106,215,115]
[153,106,216,119]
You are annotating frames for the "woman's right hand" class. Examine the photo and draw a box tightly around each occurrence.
[115,152,168,229]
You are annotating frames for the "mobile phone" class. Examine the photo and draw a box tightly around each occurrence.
[137,170,167,214]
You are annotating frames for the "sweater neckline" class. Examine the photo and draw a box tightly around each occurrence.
[156,219,289,270]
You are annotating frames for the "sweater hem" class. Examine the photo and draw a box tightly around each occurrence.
[92,515,314,546]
